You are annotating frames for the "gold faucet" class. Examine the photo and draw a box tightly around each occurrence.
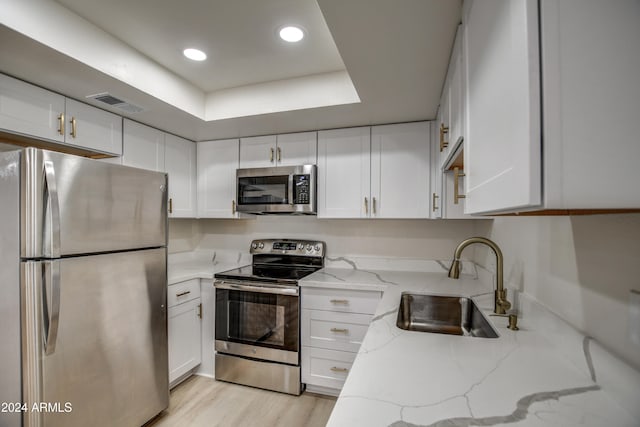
[447,237,511,315]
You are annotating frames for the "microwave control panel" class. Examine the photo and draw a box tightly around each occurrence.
[293,174,310,204]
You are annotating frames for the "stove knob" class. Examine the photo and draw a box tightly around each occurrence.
[251,242,258,250]
[314,244,321,252]
[258,242,265,249]
[306,244,312,251]
[298,243,304,250]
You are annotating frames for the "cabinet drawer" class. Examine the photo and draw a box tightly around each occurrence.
[302,287,381,314]
[301,347,355,391]
[168,279,200,307]
[302,309,372,353]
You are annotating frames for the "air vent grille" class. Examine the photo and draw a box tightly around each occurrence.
[86,92,145,113]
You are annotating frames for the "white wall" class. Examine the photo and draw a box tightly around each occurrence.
[474,214,640,370]
[169,216,487,260]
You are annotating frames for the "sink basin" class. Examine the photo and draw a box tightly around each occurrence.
[396,293,498,338]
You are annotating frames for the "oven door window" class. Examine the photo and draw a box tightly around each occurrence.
[237,175,289,205]
[215,289,298,352]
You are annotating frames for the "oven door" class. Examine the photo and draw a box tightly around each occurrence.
[214,281,299,365]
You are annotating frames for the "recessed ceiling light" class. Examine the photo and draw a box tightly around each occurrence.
[279,26,304,43]
[183,48,207,61]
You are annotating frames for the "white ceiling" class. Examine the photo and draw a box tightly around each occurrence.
[0,0,462,141]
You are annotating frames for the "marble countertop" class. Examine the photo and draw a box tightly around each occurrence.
[167,250,250,285]
[300,262,639,427]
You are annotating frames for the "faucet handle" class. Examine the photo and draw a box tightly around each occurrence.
[490,313,519,331]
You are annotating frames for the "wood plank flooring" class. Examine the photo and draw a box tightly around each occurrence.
[147,375,336,427]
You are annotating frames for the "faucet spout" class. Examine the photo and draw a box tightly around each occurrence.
[447,237,511,315]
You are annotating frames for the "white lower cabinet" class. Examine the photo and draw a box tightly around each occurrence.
[168,279,202,388]
[301,286,381,395]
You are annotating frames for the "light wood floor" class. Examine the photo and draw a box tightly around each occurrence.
[147,375,336,427]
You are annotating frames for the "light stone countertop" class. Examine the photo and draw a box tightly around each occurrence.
[167,250,250,285]
[299,261,640,427]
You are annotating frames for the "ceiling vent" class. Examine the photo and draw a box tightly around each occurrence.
[86,92,145,113]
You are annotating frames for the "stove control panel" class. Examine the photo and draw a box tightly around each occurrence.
[250,239,325,257]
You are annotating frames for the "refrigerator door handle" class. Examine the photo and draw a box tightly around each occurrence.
[42,261,61,355]
[43,160,61,258]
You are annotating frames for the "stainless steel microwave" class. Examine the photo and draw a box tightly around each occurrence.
[236,165,317,214]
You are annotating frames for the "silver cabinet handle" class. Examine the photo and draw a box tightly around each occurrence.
[269,147,274,162]
[372,197,377,214]
[43,261,61,356]
[432,192,439,212]
[330,367,349,373]
[277,146,282,162]
[330,328,349,333]
[176,290,191,297]
[364,197,369,214]
[330,299,349,305]
[232,200,236,214]
[43,160,61,258]
[197,303,202,319]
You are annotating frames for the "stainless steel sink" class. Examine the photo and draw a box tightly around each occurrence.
[396,293,498,338]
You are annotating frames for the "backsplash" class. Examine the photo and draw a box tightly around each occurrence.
[168,216,488,260]
[474,214,640,371]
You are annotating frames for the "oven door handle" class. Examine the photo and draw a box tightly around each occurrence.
[214,280,299,296]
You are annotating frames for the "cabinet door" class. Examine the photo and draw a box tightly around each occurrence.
[0,74,65,143]
[239,135,276,169]
[122,119,165,171]
[276,131,317,166]
[64,98,122,155]
[165,134,196,218]
[197,138,239,218]
[317,127,371,218]
[430,116,443,219]
[541,0,640,209]
[168,298,202,385]
[447,25,464,154]
[463,0,541,214]
[371,122,430,218]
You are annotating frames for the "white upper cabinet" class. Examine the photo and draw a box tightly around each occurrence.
[0,74,122,156]
[165,134,197,218]
[371,122,430,218]
[240,132,317,168]
[463,0,541,214]
[317,127,371,218]
[239,135,276,169]
[197,138,240,218]
[122,119,165,172]
[463,0,640,214]
[64,99,122,156]
[0,74,65,143]
[275,132,317,166]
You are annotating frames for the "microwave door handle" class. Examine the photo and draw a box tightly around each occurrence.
[43,160,61,258]
[288,174,294,205]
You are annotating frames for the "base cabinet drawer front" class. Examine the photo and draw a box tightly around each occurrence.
[302,309,372,353]
[168,298,202,386]
[168,279,201,307]
[301,287,381,315]
[302,347,355,390]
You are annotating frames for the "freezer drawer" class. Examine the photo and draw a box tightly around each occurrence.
[20,147,167,257]
[21,248,168,427]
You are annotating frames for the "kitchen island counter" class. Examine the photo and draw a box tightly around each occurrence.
[300,262,639,426]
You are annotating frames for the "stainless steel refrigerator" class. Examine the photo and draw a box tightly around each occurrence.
[0,148,169,427]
